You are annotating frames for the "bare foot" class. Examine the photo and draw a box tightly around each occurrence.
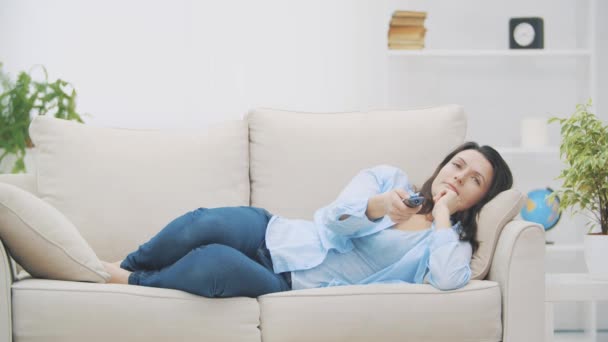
[112,260,123,267]
[101,261,132,284]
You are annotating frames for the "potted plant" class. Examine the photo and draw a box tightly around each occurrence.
[0,63,86,173]
[549,100,608,280]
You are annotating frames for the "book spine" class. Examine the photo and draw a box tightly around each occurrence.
[392,11,427,18]
[390,18,426,27]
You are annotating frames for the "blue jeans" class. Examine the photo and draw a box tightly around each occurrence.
[120,206,291,298]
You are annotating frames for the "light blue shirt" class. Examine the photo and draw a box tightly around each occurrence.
[265,165,473,291]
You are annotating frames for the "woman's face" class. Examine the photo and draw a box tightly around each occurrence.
[431,149,494,212]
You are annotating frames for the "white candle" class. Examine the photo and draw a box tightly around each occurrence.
[521,117,548,148]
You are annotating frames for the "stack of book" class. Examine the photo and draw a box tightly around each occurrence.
[388,11,427,50]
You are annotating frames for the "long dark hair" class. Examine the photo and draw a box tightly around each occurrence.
[416,142,513,253]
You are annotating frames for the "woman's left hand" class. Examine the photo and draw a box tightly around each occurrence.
[432,189,460,217]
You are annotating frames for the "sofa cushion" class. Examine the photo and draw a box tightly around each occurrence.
[12,278,260,342]
[0,173,38,196]
[259,280,502,342]
[247,105,467,220]
[471,189,526,280]
[0,182,109,282]
[29,116,250,262]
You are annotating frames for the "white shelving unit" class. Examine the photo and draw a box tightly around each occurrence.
[387,0,598,110]
[546,243,584,253]
[387,50,596,110]
[545,273,608,342]
[388,49,592,57]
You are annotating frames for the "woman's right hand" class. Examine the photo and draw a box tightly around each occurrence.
[381,189,420,224]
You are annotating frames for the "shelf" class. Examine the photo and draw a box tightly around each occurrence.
[387,49,592,57]
[546,273,608,302]
[546,244,584,253]
[495,146,560,154]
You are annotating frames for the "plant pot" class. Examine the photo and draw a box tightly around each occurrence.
[584,233,608,280]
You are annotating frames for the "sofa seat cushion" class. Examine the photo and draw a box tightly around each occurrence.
[259,280,502,342]
[12,278,261,342]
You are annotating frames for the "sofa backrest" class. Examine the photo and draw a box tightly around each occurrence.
[10,106,466,261]
[27,116,250,262]
[247,105,467,219]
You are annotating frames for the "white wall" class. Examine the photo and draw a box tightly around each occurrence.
[599,0,608,120]
[1,1,604,135]
[0,0,389,128]
[2,0,607,332]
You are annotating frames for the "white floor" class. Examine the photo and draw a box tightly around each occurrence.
[554,331,608,342]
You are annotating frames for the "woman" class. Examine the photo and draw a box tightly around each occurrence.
[103,141,513,297]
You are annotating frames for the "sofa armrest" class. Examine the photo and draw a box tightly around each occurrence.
[487,219,545,342]
[0,173,33,342]
[0,241,14,342]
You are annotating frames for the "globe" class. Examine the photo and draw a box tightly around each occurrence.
[520,188,561,231]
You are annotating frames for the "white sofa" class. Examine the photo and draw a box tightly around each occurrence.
[0,105,545,342]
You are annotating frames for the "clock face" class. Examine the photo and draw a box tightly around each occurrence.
[513,22,536,47]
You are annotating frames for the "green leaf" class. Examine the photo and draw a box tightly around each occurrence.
[0,63,88,174]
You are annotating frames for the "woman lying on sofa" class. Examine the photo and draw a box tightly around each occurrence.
[102,141,513,297]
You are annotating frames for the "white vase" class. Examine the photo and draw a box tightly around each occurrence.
[584,234,608,280]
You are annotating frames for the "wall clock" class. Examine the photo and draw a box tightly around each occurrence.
[509,17,544,49]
